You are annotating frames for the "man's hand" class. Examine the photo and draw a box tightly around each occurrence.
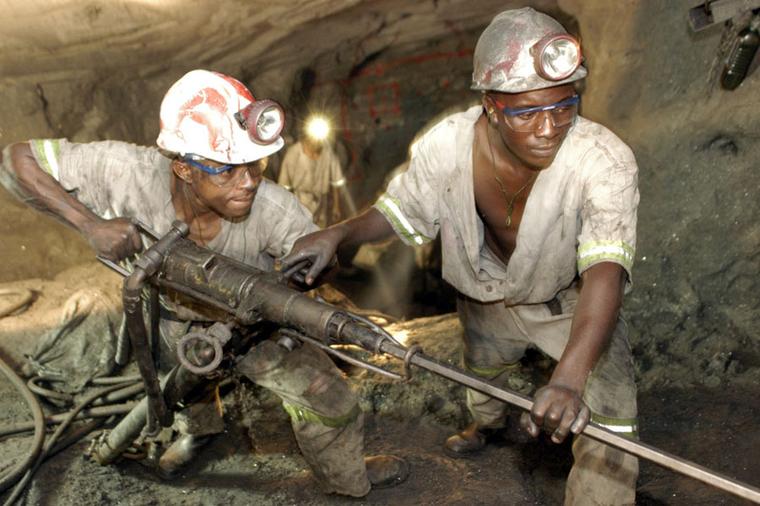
[520,384,590,444]
[281,226,347,285]
[83,217,143,262]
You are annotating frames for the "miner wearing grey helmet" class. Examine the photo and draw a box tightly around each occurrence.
[282,7,639,505]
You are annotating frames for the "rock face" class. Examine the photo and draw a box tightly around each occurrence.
[1,0,759,390]
[563,2,760,390]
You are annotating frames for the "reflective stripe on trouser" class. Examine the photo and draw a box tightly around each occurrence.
[236,339,370,497]
[457,286,638,506]
[463,361,522,429]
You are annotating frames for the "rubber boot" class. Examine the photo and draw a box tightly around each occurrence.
[365,455,410,489]
[444,422,490,458]
[157,434,211,479]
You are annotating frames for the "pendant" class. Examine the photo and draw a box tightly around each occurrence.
[505,203,514,227]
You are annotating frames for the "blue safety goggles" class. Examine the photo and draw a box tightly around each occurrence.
[183,156,234,175]
[499,94,580,117]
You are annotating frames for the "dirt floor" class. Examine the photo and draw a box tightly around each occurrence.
[1,379,758,505]
[1,263,759,505]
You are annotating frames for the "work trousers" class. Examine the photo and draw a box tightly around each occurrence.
[160,319,370,497]
[457,285,638,506]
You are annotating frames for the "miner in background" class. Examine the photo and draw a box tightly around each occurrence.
[282,8,640,505]
[278,116,347,227]
[0,69,407,496]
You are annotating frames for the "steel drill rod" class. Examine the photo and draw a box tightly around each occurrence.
[376,339,760,504]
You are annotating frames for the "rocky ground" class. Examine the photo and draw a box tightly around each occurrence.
[1,263,758,505]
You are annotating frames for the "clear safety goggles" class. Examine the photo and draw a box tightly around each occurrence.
[234,99,285,145]
[184,156,268,188]
[495,94,580,132]
[531,34,583,81]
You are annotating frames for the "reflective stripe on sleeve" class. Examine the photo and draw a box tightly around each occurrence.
[375,194,430,246]
[31,139,61,180]
[590,413,638,437]
[330,177,346,187]
[577,240,634,273]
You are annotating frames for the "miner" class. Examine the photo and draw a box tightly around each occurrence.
[0,69,407,496]
[282,8,640,505]
[278,116,347,228]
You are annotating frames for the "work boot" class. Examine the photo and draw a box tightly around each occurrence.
[157,434,210,479]
[365,455,410,489]
[444,422,492,458]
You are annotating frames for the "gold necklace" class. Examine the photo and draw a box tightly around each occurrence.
[486,129,537,228]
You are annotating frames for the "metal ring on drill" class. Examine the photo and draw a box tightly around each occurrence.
[177,332,224,374]
[335,317,350,344]
[402,344,422,381]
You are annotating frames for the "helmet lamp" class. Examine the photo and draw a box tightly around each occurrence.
[236,99,285,145]
[305,116,331,142]
[532,34,582,81]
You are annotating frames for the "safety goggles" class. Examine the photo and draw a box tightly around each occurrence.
[531,34,583,81]
[233,99,285,145]
[184,156,267,188]
[495,94,580,132]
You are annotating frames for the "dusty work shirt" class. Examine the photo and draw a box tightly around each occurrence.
[18,139,317,271]
[374,106,639,305]
[278,141,346,228]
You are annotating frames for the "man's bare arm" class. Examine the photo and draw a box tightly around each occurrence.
[522,262,625,442]
[281,207,395,285]
[6,142,142,261]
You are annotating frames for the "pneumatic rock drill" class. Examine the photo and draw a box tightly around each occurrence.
[90,220,760,503]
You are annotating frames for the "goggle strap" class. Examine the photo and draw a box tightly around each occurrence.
[184,157,235,175]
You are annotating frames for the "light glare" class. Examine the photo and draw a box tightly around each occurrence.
[305,116,330,141]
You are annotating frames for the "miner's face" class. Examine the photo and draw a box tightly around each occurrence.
[484,84,577,169]
[175,157,268,219]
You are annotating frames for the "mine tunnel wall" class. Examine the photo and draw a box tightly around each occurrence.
[0,0,758,389]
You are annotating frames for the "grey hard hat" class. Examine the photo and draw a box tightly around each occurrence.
[472,7,587,93]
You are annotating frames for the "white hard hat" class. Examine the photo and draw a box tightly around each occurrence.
[472,7,587,93]
[157,70,285,164]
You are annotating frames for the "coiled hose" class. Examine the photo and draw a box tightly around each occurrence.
[2,381,137,505]
[0,356,45,494]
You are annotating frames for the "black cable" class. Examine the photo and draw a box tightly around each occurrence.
[0,402,138,438]
[0,357,45,494]
[3,382,133,505]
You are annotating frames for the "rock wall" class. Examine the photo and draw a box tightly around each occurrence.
[561,0,760,389]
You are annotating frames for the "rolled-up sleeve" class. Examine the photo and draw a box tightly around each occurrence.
[373,133,441,246]
[576,143,639,287]
[329,150,346,188]
[28,138,139,219]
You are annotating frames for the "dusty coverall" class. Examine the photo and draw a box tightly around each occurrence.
[278,141,346,228]
[374,107,640,506]
[0,139,372,496]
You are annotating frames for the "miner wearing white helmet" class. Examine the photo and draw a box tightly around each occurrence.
[0,69,407,496]
[283,7,639,505]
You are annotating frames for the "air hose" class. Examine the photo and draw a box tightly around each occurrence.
[0,356,45,494]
